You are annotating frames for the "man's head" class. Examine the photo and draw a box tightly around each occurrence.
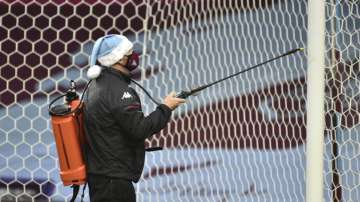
[87,35,139,79]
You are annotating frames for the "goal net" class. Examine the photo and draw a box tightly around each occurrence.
[324,1,360,201]
[0,0,358,201]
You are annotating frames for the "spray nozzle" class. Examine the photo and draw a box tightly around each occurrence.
[70,80,76,91]
[66,80,79,102]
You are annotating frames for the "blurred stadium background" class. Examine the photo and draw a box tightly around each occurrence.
[0,0,359,201]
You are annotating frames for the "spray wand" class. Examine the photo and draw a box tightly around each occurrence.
[176,48,305,99]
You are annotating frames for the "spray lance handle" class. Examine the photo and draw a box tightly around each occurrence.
[176,90,191,99]
[176,85,207,99]
[176,90,202,99]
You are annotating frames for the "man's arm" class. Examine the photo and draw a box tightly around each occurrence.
[112,100,172,140]
[110,90,184,140]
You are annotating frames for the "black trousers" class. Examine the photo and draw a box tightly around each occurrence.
[87,174,136,202]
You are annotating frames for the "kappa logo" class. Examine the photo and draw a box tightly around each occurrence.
[121,92,133,99]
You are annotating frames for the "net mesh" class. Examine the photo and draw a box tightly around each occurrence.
[324,1,360,201]
[0,0,358,201]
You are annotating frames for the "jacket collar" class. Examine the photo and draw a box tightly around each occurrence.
[104,67,131,84]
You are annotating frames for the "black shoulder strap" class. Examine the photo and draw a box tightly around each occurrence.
[70,185,80,202]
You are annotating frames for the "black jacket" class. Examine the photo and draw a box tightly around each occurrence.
[83,67,172,182]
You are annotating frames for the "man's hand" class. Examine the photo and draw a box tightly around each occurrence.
[163,92,186,110]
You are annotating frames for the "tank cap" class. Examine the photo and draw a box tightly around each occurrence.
[49,104,71,116]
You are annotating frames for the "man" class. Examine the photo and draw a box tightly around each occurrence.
[83,34,185,202]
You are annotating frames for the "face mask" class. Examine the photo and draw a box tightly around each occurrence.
[124,52,140,71]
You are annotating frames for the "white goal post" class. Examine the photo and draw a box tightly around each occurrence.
[306,0,326,201]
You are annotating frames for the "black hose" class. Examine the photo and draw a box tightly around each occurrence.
[48,80,93,116]
[130,78,161,106]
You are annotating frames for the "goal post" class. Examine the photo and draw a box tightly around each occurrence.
[306,0,326,202]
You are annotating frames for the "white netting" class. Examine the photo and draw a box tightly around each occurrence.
[324,1,360,201]
[139,1,307,201]
[0,0,358,201]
